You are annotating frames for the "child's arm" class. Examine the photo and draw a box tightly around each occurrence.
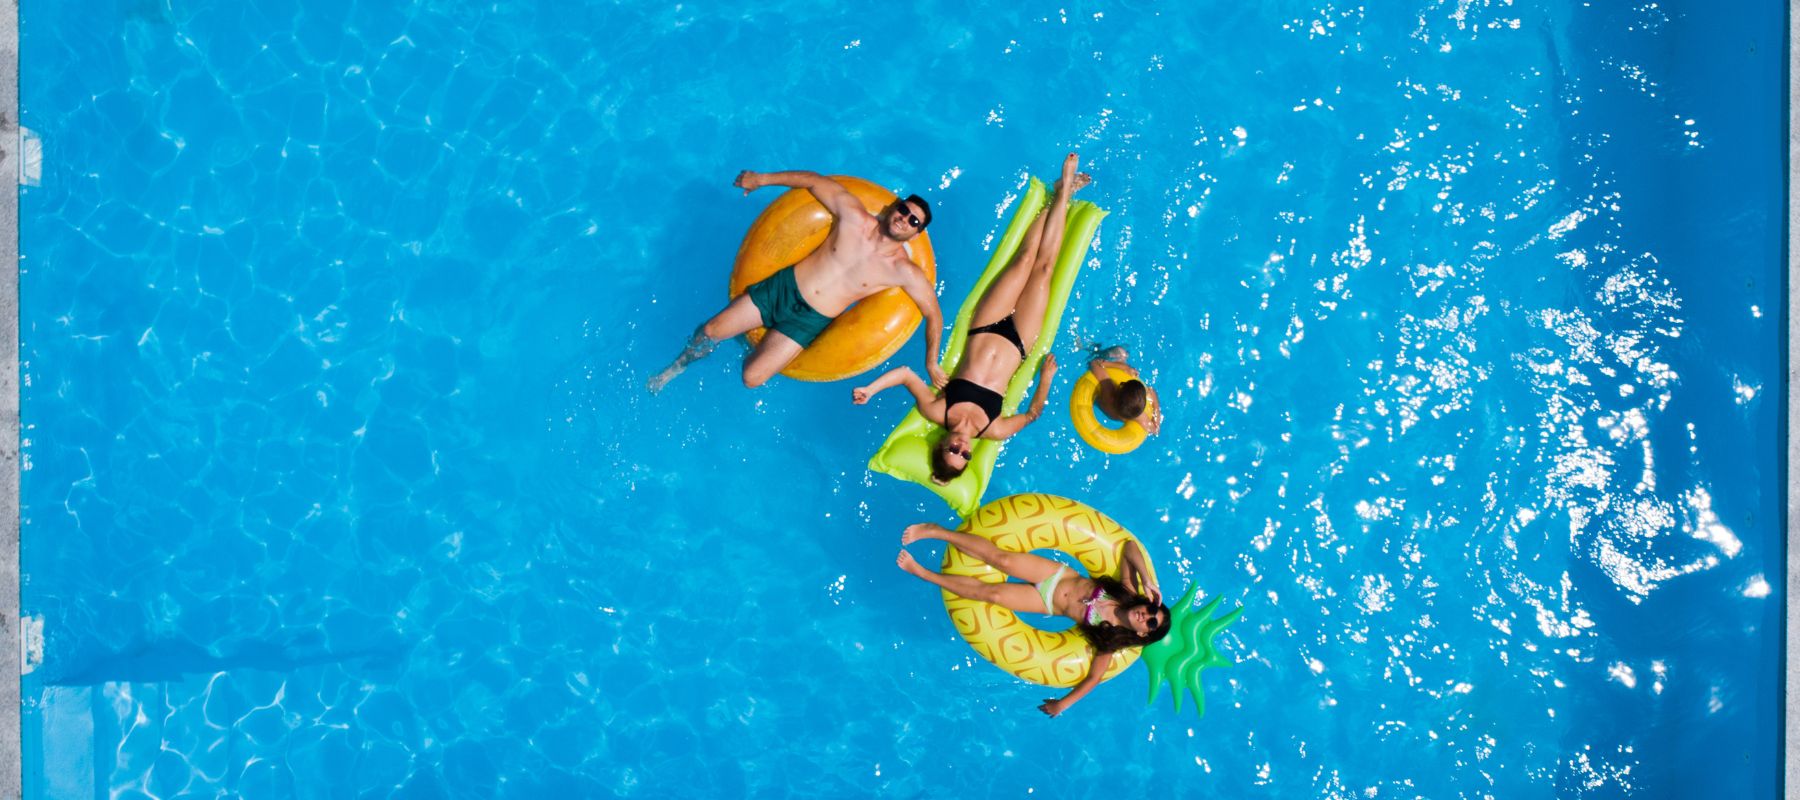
[1089,359,1138,378]
[1039,650,1114,718]
[1138,385,1163,435]
[1086,358,1118,387]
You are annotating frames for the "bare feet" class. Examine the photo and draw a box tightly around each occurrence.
[647,327,721,393]
[901,523,946,545]
[645,369,677,394]
[1051,152,1090,195]
[1052,173,1092,195]
[1053,172,1092,195]
[896,550,930,578]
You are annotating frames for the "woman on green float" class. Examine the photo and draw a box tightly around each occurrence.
[896,521,1171,717]
[852,153,1089,484]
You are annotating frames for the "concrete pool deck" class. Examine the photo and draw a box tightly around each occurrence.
[2,0,18,794]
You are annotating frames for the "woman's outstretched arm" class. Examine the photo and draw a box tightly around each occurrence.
[1039,649,1113,718]
[983,354,1059,440]
[1119,540,1161,603]
[852,366,938,410]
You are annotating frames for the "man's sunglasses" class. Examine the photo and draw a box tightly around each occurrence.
[894,202,923,229]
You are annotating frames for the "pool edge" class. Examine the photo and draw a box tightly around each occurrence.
[1,0,15,793]
[1788,0,1798,797]
[1,0,16,795]
[0,4,1774,798]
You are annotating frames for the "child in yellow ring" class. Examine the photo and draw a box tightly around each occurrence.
[896,522,1171,717]
[1087,346,1162,435]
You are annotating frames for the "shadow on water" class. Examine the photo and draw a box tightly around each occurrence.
[43,631,408,686]
[539,177,767,492]
[633,178,763,320]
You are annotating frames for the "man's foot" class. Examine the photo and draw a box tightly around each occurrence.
[896,550,932,578]
[901,523,946,545]
[646,365,681,394]
[646,328,722,394]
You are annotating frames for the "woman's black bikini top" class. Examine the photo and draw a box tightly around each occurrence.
[943,379,1003,435]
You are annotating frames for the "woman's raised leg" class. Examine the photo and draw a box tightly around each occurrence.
[902,523,1065,584]
[967,195,1053,330]
[1009,153,1087,352]
[897,551,1053,614]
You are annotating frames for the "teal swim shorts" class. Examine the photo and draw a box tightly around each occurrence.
[745,266,834,347]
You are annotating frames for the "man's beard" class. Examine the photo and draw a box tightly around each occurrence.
[880,214,909,241]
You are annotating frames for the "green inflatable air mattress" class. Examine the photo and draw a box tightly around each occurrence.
[867,177,1107,517]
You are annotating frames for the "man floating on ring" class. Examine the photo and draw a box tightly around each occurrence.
[649,170,947,392]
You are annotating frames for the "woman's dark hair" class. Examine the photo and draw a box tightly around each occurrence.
[929,439,966,484]
[1116,380,1149,420]
[1075,576,1173,654]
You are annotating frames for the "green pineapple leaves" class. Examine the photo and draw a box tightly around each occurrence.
[1141,583,1243,717]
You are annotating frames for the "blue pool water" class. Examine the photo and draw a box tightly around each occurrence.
[19,1,1785,797]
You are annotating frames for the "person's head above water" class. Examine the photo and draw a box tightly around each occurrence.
[882,194,932,241]
[930,432,970,484]
[1113,379,1149,421]
[1078,576,1174,653]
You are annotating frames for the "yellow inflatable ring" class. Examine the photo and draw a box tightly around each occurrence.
[942,493,1158,688]
[728,175,936,382]
[1069,366,1156,454]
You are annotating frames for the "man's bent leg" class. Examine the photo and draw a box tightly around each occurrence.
[741,329,805,389]
[647,295,764,393]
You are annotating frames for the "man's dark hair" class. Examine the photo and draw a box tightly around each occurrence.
[904,194,932,230]
[1117,380,1149,420]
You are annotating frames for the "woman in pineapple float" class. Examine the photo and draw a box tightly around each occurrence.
[896,522,1171,717]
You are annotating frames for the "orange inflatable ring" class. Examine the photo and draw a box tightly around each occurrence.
[727,176,936,382]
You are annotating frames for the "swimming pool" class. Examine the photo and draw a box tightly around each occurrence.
[18,1,1785,797]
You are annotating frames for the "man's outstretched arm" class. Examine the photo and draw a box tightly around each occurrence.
[735,170,864,220]
[899,269,949,388]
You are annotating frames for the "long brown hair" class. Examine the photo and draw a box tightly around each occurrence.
[929,440,967,484]
[1075,576,1172,653]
